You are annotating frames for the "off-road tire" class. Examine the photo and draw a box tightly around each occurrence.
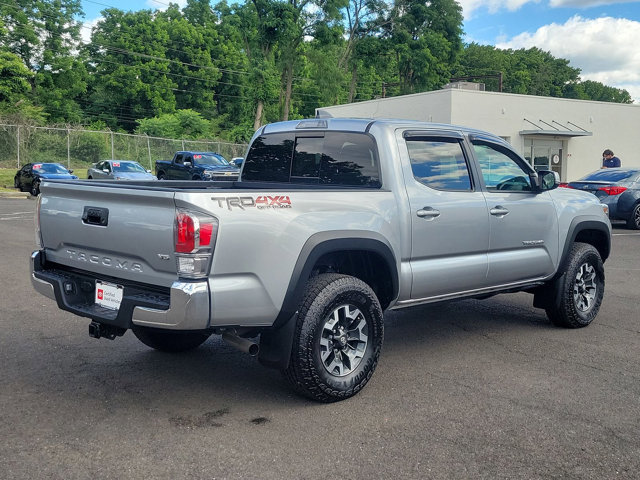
[283,273,384,403]
[545,242,604,328]
[131,326,210,352]
[627,203,640,230]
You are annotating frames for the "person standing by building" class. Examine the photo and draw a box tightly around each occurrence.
[602,149,621,168]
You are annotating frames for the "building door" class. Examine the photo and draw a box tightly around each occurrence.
[524,139,564,180]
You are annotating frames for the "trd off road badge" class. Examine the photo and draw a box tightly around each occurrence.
[211,195,292,211]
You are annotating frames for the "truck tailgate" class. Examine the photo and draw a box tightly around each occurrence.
[39,181,178,287]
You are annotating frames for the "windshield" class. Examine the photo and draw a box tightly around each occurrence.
[33,164,69,174]
[112,161,146,173]
[579,169,638,182]
[192,154,231,167]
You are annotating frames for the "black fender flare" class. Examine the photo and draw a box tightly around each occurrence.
[258,231,398,370]
[559,218,611,268]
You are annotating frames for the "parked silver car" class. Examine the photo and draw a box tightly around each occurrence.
[87,160,155,180]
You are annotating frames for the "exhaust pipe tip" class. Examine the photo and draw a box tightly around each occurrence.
[222,331,259,356]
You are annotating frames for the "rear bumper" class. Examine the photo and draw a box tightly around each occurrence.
[31,250,210,330]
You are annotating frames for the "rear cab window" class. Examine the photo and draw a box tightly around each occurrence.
[242,131,381,187]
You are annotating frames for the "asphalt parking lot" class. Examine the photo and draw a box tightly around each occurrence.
[1,197,639,479]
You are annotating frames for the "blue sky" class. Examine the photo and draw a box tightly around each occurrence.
[79,0,640,103]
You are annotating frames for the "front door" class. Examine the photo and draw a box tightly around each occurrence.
[402,132,490,300]
[471,139,559,286]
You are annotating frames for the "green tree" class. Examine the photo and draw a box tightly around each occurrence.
[579,80,632,104]
[136,109,212,138]
[0,51,32,105]
[384,0,463,94]
[85,8,178,130]
[0,0,86,123]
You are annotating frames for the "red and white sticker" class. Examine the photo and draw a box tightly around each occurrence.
[194,155,202,159]
[95,281,123,310]
[112,162,120,167]
[33,164,42,169]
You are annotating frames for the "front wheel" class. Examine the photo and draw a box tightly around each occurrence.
[545,242,604,328]
[627,203,640,230]
[30,179,40,196]
[131,326,210,352]
[283,273,384,403]
[157,172,166,180]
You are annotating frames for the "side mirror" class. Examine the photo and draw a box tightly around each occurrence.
[103,168,110,173]
[68,169,73,173]
[146,169,151,173]
[537,170,559,191]
[183,161,192,167]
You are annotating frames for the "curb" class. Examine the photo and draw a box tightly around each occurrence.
[0,191,32,199]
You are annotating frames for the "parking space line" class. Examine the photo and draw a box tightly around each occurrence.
[612,232,640,236]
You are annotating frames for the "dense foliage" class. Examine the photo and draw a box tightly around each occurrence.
[0,0,633,141]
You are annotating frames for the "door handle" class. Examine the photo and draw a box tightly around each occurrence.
[490,206,509,216]
[417,207,441,218]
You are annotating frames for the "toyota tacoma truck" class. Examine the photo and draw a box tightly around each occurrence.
[31,118,611,402]
[155,151,239,180]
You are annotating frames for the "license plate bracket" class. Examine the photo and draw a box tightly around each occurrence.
[95,281,123,311]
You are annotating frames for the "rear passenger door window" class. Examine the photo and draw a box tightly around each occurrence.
[406,138,472,191]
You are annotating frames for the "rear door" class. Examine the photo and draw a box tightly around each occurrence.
[401,131,490,299]
[470,137,558,286]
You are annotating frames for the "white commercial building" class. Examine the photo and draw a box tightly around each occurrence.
[316,87,640,181]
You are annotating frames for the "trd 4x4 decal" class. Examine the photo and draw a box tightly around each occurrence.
[212,195,292,211]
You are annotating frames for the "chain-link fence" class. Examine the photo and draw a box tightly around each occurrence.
[0,124,248,171]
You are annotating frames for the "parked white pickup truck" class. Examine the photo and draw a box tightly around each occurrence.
[31,118,611,402]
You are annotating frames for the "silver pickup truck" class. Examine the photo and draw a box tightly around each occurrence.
[31,118,611,402]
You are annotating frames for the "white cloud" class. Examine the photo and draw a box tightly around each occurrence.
[458,0,541,19]
[496,15,640,102]
[81,17,102,44]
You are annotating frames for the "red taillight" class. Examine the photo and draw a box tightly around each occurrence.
[175,211,217,253]
[176,212,195,253]
[597,186,627,195]
[558,183,572,188]
[199,223,213,246]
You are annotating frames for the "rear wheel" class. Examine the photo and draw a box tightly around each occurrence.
[545,242,604,328]
[30,179,40,196]
[283,273,384,403]
[157,172,166,180]
[627,203,640,230]
[87,176,93,180]
[14,177,21,190]
[131,326,210,352]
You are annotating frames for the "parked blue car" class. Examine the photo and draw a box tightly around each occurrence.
[564,168,640,229]
[14,163,78,196]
